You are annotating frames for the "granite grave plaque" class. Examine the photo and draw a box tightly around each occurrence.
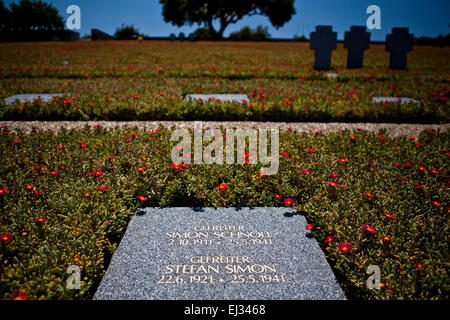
[184,94,250,104]
[94,207,346,300]
[5,93,63,105]
[372,96,420,104]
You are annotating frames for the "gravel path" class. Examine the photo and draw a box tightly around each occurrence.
[0,121,448,137]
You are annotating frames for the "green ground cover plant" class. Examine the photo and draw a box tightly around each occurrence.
[0,125,448,300]
[0,41,448,122]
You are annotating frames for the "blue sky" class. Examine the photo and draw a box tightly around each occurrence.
[5,0,450,41]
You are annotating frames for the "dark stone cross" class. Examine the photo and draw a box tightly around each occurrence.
[169,33,176,42]
[386,28,414,70]
[344,26,370,69]
[310,26,337,71]
[179,32,185,42]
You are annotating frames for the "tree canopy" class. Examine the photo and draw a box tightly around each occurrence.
[115,24,140,40]
[2,0,64,32]
[159,0,295,39]
[0,0,11,31]
[229,25,270,40]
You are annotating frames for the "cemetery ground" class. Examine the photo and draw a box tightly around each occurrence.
[0,41,449,300]
[0,41,448,122]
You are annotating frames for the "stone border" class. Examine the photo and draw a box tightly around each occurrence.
[0,121,448,137]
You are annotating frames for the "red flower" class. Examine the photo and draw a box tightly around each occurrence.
[172,163,182,170]
[327,182,338,187]
[56,144,65,149]
[415,185,425,189]
[0,233,13,242]
[0,187,8,195]
[97,185,108,191]
[216,184,228,190]
[338,158,349,163]
[33,191,42,195]
[12,140,22,144]
[34,166,42,170]
[108,156,115,159]
[283,198,294,205]
[281,152,290,156]
[305,224,315,230]
[273,193,282,199]
[349,136,357,140]
[10,292,27,300]
[430,169,439,174]
[382,212,396,219]
[137,167,146,172]
[302,169,310,174]
[432,201,441,206]
[307,148,315,152]
[330,173,340,178]
[325,236,335,243]
[25,185,35,190]
[137,196,148,202]
[82,193,91,198]
[338,242,352,252]
[418,166,426,171]
[365,192,375,198]
[72,256,81,263]
[380,236,393,242]
[79,142,87,148]
[34,217,47,223]
[362,224,377,234]
[48,171,60,175]
[315,131,323,135]
[92,169,103,176]
[416,263,424,269]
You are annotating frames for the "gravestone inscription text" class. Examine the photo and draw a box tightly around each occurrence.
[94,207,346,300]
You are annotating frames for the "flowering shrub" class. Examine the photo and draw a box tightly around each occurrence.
[0,126,448,300]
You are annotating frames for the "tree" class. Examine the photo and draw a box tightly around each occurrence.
[0,0,11,31]
[115,24,140,40]
[193,27,213,40]
[159,0,295,39]
[9,0,64,31]
[229,25,270,40]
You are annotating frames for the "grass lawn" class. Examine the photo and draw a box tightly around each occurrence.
[0,41,448,122]
[0,125,448,299]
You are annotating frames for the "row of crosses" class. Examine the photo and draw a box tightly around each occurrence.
[310,26,414,70]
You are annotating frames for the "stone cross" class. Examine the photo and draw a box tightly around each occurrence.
[169,33,176,42]
[344,26,370,69]
[386,28,413,70]
[179,32,185,42]
[310,26,337,71]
